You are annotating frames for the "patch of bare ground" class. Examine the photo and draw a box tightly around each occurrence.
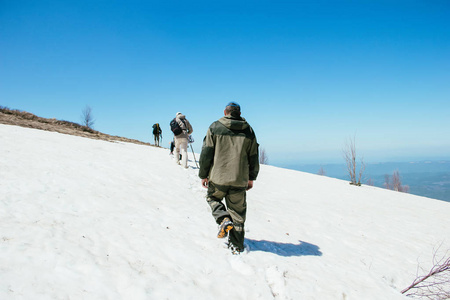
[0,106,152,146]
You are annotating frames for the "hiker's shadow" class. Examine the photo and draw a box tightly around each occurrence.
[188,159,199,170]
[245,239,322,257]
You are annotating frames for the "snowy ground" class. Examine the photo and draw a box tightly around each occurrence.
[1,124,449,300]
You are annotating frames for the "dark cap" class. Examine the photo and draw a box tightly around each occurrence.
[225,102,241,117]
[226,102,240,110]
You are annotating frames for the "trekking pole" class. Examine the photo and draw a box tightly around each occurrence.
[190,144,199,168]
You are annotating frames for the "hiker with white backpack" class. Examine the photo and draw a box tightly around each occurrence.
[170,112,193,169]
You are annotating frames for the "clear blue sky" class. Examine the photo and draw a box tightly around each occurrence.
[1,0,449,165]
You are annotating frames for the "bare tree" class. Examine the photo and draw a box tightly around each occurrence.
[343,135,365,186]
[81,105,95,129]
[402,246,450,299]
[358,159,366,185]
[259,147,269,165]
[402,184,410,193]
[384,174,391,190]
[392,170,402,191]
[385,170,409,193]
[366,178,374,186]
[317,167,326,176]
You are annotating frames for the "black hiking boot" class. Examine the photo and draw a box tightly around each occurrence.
[227,240,244,255]
[217,217,234,239]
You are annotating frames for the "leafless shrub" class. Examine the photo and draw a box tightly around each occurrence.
[384,170,409,193]
[402,185,410,193]
[317,167,326,176]
[81,105,95,129]
[358,159,366,185]
[259,147,268,165]
[384,174,391,190]
[343,135,365,186]
[366,178,374,186]
[392,170,402,191]
[402,245,450,299]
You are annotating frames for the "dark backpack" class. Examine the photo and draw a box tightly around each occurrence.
[170,118,184,135]
[152,123,161,135]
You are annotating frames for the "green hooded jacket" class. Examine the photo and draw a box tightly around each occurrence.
[199,115,259,187]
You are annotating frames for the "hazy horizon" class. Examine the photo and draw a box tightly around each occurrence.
[276,160,450,203]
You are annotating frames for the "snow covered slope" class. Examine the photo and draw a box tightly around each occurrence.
[1,124,449,299]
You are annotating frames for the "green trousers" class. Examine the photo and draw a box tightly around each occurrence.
[206,182,247,250]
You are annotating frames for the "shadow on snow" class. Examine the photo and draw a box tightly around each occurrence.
[245,239,323,257]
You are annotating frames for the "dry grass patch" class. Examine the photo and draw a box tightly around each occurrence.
[0,106,151,146]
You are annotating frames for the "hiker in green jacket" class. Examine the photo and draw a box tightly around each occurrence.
[199,102,259,254]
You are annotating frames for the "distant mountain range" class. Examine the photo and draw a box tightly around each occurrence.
[280,161,450,203]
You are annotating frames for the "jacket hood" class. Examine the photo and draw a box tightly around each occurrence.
[218,116,249,131]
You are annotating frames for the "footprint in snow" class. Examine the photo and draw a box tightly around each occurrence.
[265,266,287,299]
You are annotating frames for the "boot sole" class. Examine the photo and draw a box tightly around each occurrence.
[217,224,234,238]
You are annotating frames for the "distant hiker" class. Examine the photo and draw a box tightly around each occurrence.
[170,112,193,168]
[169,138,175,155]
[199,102,259,254]
[152,123,162,147]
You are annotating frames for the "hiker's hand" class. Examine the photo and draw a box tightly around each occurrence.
[246,180,254,191]
[201,178,209,188]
